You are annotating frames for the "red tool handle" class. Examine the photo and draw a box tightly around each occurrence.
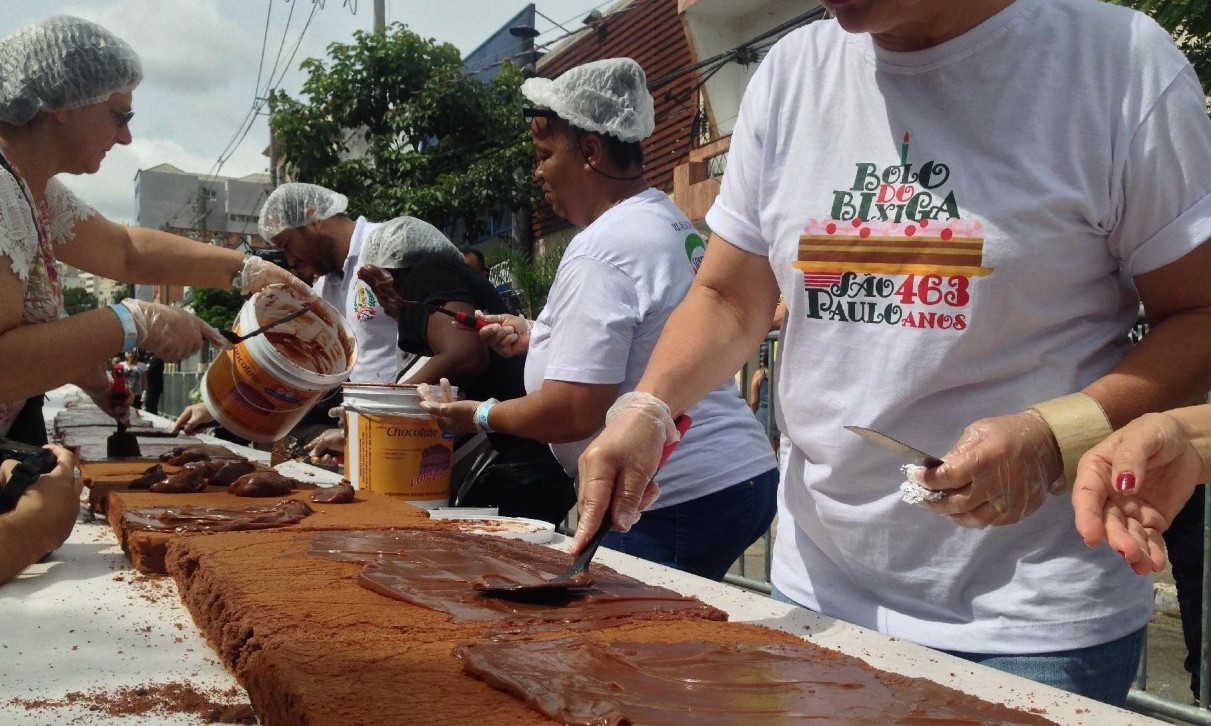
[452,310,489,331]
[111,364,128,396]
[658,415,692,467]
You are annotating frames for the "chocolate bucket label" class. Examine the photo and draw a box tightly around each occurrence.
[354,413,451,500]
[796,133,990,331]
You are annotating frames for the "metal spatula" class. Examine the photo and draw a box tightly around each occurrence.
[220,301,317,344]
[475,414,692,600]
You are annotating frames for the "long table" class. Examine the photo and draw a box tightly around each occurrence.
[0,388,1156,724]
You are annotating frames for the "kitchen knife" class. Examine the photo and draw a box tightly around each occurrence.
[844,425,943,468]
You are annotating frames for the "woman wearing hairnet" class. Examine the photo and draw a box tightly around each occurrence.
[419,58,777,580]
[0,16,304,444]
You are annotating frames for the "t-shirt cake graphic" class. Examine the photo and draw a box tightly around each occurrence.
[797,133,991,331]
[352,281,379,322]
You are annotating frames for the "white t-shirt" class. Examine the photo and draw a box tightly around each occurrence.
[706,0,1211,654]
[312,217,400,384]
[524,188,775,508]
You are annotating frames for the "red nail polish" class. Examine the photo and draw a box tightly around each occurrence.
[1116,473,1136,493]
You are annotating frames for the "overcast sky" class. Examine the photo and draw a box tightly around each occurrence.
[1,0,609,224]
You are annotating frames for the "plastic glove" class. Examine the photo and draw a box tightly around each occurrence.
[917,410,1062,528]
[477,313,531,358]
[119,299,228,362]
[417,378,480,434]
[571,392,679,555]
[173,402,216,434]
[1073,411,1205,575]
[236,255,313,297]
[303,428,345,466]
[79,368,130,424]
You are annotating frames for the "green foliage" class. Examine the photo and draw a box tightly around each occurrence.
[189,287,244,331]
[270,24,537,239]
[502,242,565,319]
[110,284,134,305]
[63,286,99,315]
[1107,0,1211,88]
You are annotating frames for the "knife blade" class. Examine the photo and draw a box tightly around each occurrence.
[844,425,944,468]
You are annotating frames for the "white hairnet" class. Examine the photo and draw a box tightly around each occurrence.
[0,16,142,126]
[258,183,349,241]
[361,216,462,269]
[521,57,654,143]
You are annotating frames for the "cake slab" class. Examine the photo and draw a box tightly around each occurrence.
[107,487,431,574]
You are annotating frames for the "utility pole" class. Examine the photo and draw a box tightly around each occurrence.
[374,0,386,34]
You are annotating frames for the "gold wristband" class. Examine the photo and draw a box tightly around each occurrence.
[1029,392,1113,493]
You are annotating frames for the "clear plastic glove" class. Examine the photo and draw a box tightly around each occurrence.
[173,402,215,434]
[1073,412,1206,575]
[80,370,130,424]
[417,378,480,434]
[304,428,345,466]
[917,410,1062,528]
[571,392,679,555]
[120,299,228,362]
[236,255,312,297]
[476,313,531,358]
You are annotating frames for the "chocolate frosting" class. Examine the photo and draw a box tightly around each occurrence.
[309,480,355,504]
[458,638,1057,725]
[121,498,314,533]
[308,531,724,628]
[228,471,298,497]
[150,463,211,494]
[161,444,249,466]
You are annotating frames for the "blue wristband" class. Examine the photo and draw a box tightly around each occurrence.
[108,303,138,354]
[474,398,499,434]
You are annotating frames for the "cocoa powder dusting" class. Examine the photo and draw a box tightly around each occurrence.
[7,682,255,723]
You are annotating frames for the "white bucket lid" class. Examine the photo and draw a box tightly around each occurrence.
[343,382,460,416]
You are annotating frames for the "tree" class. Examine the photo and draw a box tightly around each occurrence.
[110,284,134,305]
[188,287,244,332]
[269,24,536,240]
[63,287,98,315]
[1107,0,1211,88]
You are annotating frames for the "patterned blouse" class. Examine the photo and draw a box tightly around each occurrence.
[0,149,95,434]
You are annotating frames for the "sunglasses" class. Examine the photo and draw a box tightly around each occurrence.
[113,109,135,129]
[521,107,559,122]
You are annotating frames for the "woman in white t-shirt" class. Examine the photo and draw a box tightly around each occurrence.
[420,59,777,581]
[0,17,304,445]
[571,0,1211,708]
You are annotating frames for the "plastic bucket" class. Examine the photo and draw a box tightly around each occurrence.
[343,383,458,508]
[202,285,357,444]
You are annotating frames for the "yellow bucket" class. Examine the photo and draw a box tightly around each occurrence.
[343,383,458,508]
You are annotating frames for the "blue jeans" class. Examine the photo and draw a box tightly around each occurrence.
[602,468,778,581]
[770,587,1144,707]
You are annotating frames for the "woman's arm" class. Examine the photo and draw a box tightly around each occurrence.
[0,259,126,399]
[0,445,80,586]
[55,214,244,287]
[400,301,491,386]
[748,368,765,412]
[1085,242,1211,427]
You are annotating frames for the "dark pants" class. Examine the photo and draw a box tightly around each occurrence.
[459,440,576,526]
[1163,486,1207,699]
[602,468,779,581]
[143,386,161,415]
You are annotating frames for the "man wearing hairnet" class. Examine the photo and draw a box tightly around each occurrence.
[175,183,402,460]
[419,58,778,580]
[0,16,303,446]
